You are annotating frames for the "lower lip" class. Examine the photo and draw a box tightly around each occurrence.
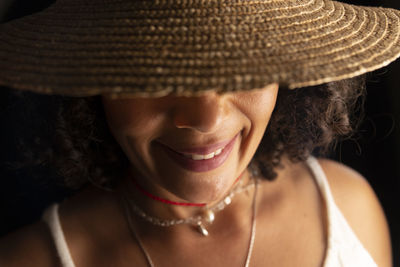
[158,134,239,172]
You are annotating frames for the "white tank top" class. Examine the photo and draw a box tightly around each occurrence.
[42,157,378,267]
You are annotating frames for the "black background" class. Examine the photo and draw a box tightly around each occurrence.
[0,0,399,265]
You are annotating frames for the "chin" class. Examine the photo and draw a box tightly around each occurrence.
[167,174,235,204]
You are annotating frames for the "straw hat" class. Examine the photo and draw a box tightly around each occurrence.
[0,0,400,97]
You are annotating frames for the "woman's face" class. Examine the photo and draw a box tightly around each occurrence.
[101,84,279,203]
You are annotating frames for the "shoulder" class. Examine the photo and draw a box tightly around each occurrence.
[316,158,392,267]
[0,221,59,267]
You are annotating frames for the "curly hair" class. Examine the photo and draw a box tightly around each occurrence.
[2,75,366,190]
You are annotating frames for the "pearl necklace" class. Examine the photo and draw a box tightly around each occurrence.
[121,178,259,267]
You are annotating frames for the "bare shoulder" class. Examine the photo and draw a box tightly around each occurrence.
[0,221,59,267]
[317,158,392,267]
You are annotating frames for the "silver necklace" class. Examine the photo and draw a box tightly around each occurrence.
[122,178,259,267]
[124,179,256,236]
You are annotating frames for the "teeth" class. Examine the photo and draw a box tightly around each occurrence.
[194,153,213,160]
[214,148,222,155]
[203,152,215,159]
[182,147,224,160]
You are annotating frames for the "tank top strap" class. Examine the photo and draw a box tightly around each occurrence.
[305,156,338,228]
[42,203,76,267]
[305,156,339,257]
[305,156,378,267]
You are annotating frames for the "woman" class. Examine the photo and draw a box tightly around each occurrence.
[0,0,397,266]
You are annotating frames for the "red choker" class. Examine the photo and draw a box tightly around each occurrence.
[130,171,246,207]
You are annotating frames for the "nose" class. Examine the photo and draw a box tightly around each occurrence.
[172,91,228,133]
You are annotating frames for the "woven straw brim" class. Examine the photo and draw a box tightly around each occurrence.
[1,0,400,97]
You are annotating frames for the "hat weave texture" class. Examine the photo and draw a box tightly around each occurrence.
[1,0,400,97]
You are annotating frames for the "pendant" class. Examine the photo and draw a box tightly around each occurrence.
[196,222,209,236]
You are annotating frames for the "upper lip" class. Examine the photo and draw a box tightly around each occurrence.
[159,133,239,155]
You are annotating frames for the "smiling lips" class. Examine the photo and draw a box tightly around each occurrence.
[158,133,239,172]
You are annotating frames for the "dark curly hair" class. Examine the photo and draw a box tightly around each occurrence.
[2,75,366,190]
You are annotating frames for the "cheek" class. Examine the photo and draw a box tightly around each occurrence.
[239,87,278,123]
[102,99,161,138]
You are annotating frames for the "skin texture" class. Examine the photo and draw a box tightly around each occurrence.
[0,85,393,267]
